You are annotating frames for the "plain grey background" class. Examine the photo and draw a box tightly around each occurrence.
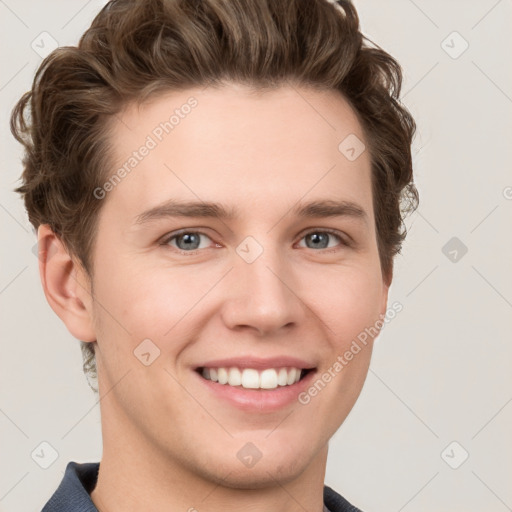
[1,1,511,511]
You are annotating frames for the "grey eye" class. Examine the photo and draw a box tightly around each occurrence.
[299,231,343,250]
[167,232,211,251]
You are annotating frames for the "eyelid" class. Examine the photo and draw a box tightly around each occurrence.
[298,227,350,245]
[158,228,216,248]
[159,227,352,253]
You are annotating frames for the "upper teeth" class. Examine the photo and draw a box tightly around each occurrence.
[201,367,304,389]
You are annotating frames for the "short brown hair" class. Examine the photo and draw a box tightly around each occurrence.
[11,0,418,392]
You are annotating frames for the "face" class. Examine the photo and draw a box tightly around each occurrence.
[83,83,389,486]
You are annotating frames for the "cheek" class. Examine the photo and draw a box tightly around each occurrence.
[92,241,384,357]
[92,260,212,349]
[301,268,382,424]
[311,264,384,344]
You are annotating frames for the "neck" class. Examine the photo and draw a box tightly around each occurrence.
[90,412,328,512]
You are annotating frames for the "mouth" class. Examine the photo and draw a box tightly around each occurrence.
[194,366,316,390]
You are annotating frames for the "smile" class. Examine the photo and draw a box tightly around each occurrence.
[197,366,314,390]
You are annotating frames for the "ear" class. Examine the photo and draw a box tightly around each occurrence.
[380,266,393,318]
[37,224,96,342]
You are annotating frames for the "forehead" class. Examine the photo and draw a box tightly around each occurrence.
[101,84,374,226]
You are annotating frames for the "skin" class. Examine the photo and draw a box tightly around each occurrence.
[39,83,391,512]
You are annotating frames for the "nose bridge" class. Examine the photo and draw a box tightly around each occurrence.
[223,234,302,334]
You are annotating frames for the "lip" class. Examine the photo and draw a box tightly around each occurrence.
[194,355,316,370]
[192,366,318,413]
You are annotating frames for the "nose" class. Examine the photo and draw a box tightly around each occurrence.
[220,244,304,336]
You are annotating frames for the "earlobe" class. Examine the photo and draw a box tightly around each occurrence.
[37,224,96,342]
[381,283,390,319]
[380,268,393,318]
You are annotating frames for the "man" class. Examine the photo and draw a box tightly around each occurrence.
[11,0,418,510]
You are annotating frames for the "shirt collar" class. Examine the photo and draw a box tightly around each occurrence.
[41,461,99,511]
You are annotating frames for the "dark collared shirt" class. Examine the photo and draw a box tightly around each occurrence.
[41,461,363,512]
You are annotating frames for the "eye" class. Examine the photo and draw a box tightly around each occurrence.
[297,229,349,250]
[160,230,216,252]
[159,228,350,255]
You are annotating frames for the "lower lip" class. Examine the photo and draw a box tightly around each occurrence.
[193,369,317,413]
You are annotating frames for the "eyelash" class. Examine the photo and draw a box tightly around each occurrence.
[159,228,351,255]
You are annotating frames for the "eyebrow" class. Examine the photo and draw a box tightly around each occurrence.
[134,198,369,226]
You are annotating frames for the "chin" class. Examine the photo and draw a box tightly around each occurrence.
[204,457,309,489]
